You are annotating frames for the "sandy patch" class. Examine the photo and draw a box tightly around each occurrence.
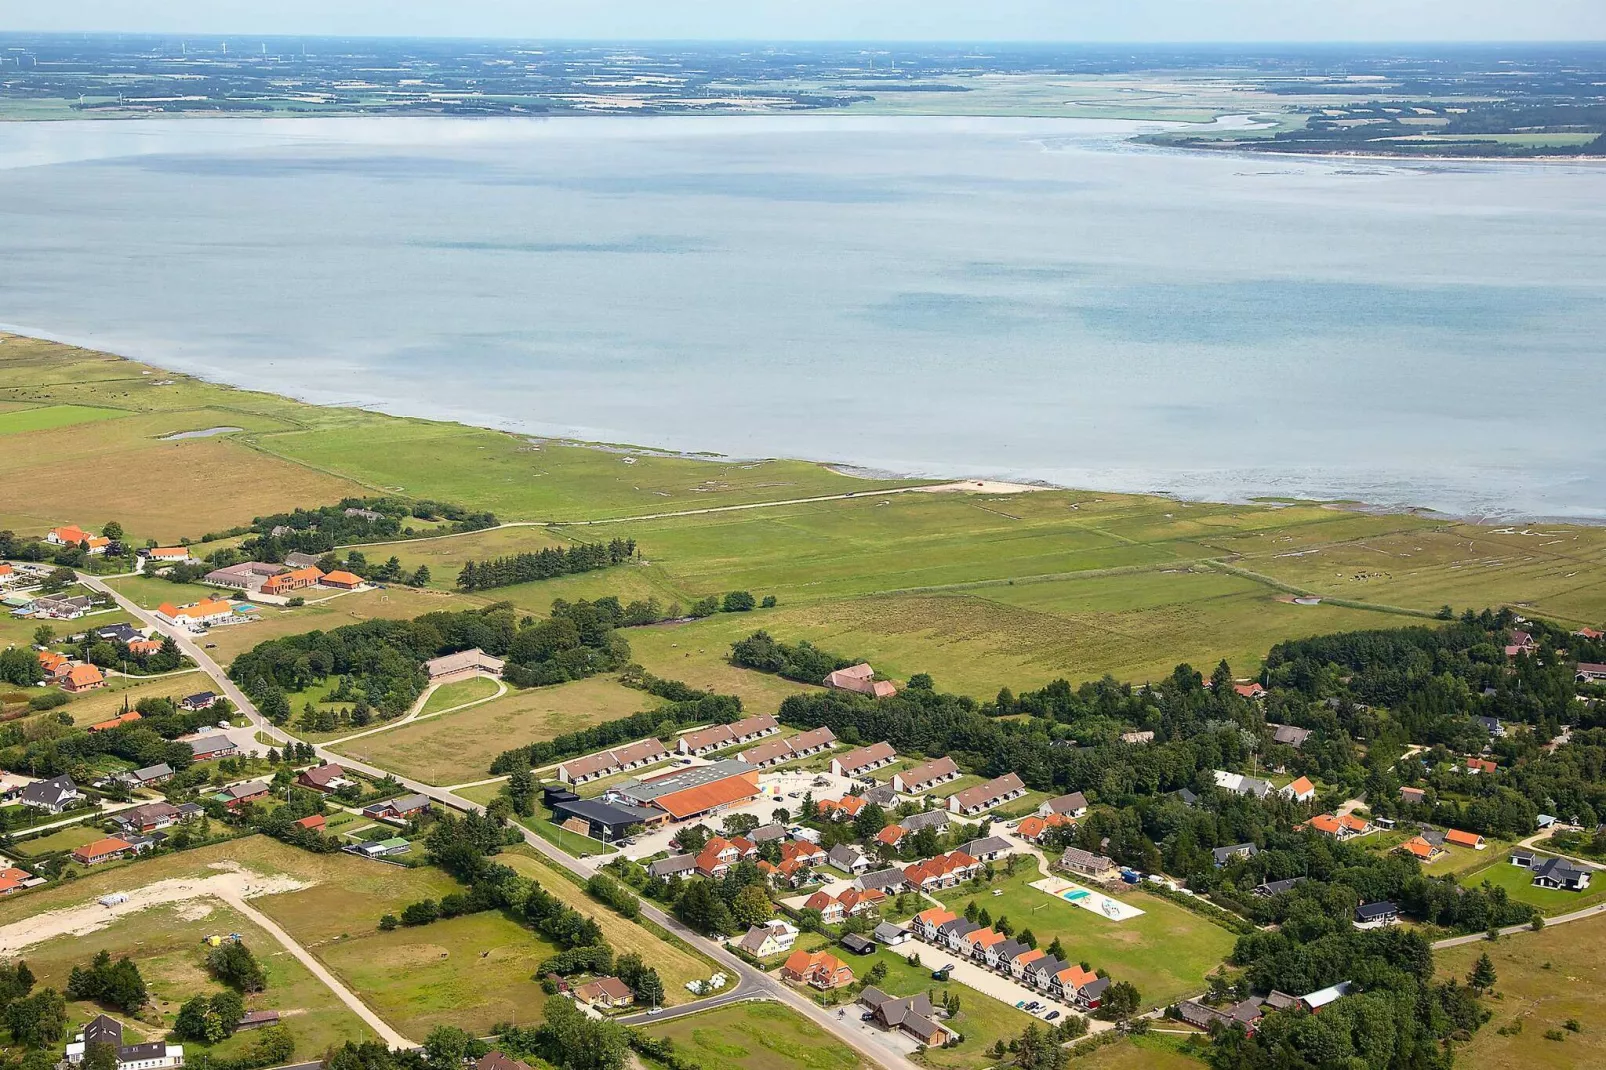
[0,862,310,955]
[912,480,1048,495]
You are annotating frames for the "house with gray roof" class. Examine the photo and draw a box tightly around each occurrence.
[647,853,698,881]
[900,809,952,834]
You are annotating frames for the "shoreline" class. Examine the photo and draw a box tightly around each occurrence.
[3,323,1599,529]
[1,106,1600,165]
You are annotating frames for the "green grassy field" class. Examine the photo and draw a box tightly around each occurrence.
[1437,913,1606,1069]
[419,675,502,715]
[330,674,658,784]
[8,333,1606,708]
[644,1001,871,1070]
[23,900,376,1058]
[496,846,714,1002]
[204,586,461,668]
[106,574,223,609]
[314,909,556,1039]
[0,403,127,435]
[935,870,1236,1011]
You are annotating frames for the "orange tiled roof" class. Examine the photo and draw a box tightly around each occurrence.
[38,651,68,671]
[1445,829,1483,848]
[65,665,105,688]
[651,770,761,820]
[1057,964,1098,989]
[1309,814,1342,835]
[1286,776,1314,795]
[1400,836,1435,860]
[73,836,131,861]
[1338,814,1369,832]
[50,526,91,545]
[160,598,235,620]
[915,907,956,927]
[323,570,363,585]
[875,825,905,846]
[88,710,139,731]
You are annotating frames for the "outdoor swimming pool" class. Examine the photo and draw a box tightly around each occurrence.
[1030,876,1145,921]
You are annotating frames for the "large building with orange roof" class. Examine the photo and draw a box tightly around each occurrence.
[156,599,238,632]
[608,759,760,822]
[781,950,854,989]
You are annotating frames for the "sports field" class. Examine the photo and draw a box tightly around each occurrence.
[935,869,1237,1010]
[644,1001,872,1070]
[329,675,659,784]
[1438,913,1606,1069]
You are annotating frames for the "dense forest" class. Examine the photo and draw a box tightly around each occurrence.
[204,497,497,553]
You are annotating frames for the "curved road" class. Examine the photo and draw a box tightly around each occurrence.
[80,573,912,1070]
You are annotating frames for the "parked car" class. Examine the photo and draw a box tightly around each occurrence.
[1045,1011,1060,1021]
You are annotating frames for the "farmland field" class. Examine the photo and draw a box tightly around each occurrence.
[1438,912,1606,1069]
[644,1001,872,1070]
[53,671,214,726]
[496,846,715,1002]
[22,900,375,1057]
[329,675,659,784]
[935,869,1237,1011]
[313,909,557,1039]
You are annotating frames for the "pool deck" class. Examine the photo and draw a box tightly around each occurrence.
[1029,875,1145,921]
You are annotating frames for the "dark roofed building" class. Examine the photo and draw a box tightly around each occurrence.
[551,797,663,841]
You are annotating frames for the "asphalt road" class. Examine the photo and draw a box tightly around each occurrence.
[83,572,912,1070]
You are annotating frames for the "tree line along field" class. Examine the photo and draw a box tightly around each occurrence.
[5,333,1606,705]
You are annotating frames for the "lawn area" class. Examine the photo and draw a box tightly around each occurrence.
[644,1001,872,1070]
[1457,855,1606,915]
[22,900,375,1058]
[851,945,1040,1070]
[1437,911,1606,1069]
[624,625,820,712]
[1423,840,1515,879]
[314,909,557,1039]
[497,846,715,1002]
[105,574,222,610]
[934,869,1236,1011]
[13,822,103,857]
[330,675,659,785]
[420,675,502,715]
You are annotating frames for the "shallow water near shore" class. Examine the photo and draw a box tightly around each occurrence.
[1,115,1603,519]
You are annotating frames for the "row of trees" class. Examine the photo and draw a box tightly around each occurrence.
[455,538,636,592]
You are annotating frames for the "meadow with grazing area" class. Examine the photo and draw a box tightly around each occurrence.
[643,1001,872,1070]
[1437,913,1606,1069]
[7,334,1606,704]
[329,675,659,784]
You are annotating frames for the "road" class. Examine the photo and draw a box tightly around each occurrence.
[81,571,914,1070]
[1431,902,1606,949]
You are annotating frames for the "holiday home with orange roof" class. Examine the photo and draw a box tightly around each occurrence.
[37,651,70,679]
[1399,835,1441,862]
[781,949,854,990]
[260,565,324,596]
[47,526,110,554]
[1445,829,1486,850]
[61,664,105,694]
[321,570,364,590]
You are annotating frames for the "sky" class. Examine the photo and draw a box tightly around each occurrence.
[6,0,1603,43]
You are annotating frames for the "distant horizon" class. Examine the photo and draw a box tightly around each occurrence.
[7,0,1604,45]
[6,32,1606,47]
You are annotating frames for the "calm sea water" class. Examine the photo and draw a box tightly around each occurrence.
[2,115,1602,519]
